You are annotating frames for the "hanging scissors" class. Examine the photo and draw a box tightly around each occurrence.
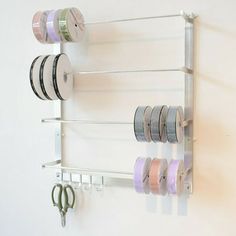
[51,183,75,227]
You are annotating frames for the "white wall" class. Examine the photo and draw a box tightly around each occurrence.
[0,0,236,235]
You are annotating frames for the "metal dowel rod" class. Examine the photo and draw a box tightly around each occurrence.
[85,13,186,25]
[42,119,132,124]
[42,160,192,180]
[41,118,192,126]
[76,67,192,75]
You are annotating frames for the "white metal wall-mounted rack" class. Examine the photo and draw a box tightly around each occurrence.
[42,11,196,194]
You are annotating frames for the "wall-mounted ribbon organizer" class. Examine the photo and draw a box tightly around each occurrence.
[38,10,196,196]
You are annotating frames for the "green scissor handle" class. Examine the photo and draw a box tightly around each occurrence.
[51,184,63,211]
[51,183,75,214]
[63,184,75,214]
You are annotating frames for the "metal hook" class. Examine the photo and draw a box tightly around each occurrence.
[79,174,83,188]
[69,173,72,184]
[89,175,93,189]
[73,174,82,190]
[83,175,93,191]
[60,171,63,183]
[95,176,104,192]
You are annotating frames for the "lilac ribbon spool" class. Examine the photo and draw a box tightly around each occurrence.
[167,160,184,195]
[134,157,151,194]
[47,10,61,42]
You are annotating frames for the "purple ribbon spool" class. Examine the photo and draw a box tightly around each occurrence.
[167,159,184,195]
[134,157,151,194]
[47,10,61,42]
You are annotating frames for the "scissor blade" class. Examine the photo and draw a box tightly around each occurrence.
[60,212,66,227]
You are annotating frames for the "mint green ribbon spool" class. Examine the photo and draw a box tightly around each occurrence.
[59,9,71,41]
[59,8,85,42]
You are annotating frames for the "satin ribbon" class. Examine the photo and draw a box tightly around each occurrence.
[30,56,44,100]
[59,9,71,41]
[166,106,184,143]
[33,8,84,43]
[150,107,162,142]
[42,55,60,100]
[30,53,73,101]
[47,10,61,42]
[39,55,51,100]
[149,158,168,195]
[52,53,73,100]
[32,11,50,43]
[167,160,184,195]
[150,106,168,143]
[134,157,151,194]
[30,56,48,100]
[149,159,161,194]
[59,8,85,42]
[159,106,168,142]
[134,106,152,142]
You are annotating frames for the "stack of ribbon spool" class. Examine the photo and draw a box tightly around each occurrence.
[133,106,185,195]
[31,8,81,99]
[134,106,184,143]
[134,158,185,195]
[32,7,85,43]
[30,54,73,100]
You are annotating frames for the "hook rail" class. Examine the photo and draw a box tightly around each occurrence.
[42,160,133,179]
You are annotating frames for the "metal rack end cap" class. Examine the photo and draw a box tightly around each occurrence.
[180,10,195,22]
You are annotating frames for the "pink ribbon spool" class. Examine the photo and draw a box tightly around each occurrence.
[32,11,51,43]
[149,158,168,195]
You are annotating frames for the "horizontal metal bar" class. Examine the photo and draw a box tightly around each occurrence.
[42,160,133,179]
[77,67,193,75]
[42,160,191,180]
[85,11,195,25]
[41,118,191,127]
[41,118,133,125]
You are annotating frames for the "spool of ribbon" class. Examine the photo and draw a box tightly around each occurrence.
[46,10,62,43]
[59,8,85,42]
[150,105,168,143]
[134,157,151,194]
[149,158,168,195]
[159,106,168,142]
[30,56,43,100]
[32,11,51,43]
[167,159,185,195]
[39,55,51,100]
[166,106,184,143]
[41,55,66,100]
[52,53,73,100]
[32,8,85,43]
[134,106,152,142]
[30,53,73,100]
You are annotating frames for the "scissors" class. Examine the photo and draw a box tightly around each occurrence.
[51,183,75,227]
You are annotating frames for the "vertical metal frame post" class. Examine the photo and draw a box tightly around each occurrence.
[54,44,64,180]
[184,15,194,193]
